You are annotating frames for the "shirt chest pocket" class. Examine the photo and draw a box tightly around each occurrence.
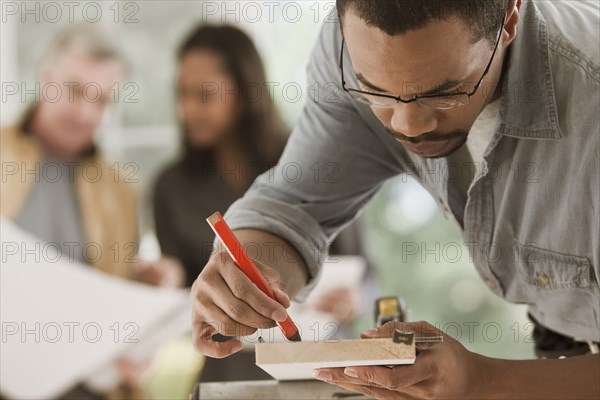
[513,242,600,333]
[515,242,593,289]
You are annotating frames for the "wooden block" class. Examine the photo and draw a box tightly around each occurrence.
[255,338,416,381]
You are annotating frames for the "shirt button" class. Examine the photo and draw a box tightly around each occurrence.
[537,272,551,285]
[485,278,497,289]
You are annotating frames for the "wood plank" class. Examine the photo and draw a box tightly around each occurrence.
[255,338,415,381]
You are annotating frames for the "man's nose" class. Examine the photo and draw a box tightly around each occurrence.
[76,98,105,127]
[389,102,438,138]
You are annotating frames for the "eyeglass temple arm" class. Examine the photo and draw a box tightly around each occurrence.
[472,13,506,93]
[339,38,346,87]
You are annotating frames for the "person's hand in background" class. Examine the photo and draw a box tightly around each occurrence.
[312,287,358,325]
[115,357,150,387]
[134,255,185,288]
[114,357,151,397]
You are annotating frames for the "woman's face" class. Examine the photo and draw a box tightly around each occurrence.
[177,50,240,148]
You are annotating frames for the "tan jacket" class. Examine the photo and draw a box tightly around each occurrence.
[0,112,138,279]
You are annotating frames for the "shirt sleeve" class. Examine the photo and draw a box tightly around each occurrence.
[222,17,401,300]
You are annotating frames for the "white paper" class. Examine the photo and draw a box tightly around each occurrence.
[247,255,367,345]
[0,218,191,399]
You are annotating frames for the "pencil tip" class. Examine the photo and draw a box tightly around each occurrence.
[288,331,302,342]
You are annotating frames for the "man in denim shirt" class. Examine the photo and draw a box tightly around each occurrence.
[191,1,599,397]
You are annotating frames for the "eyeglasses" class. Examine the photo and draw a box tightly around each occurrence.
[339,13,505,110]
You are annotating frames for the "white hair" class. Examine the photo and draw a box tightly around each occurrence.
[39,23,126,69]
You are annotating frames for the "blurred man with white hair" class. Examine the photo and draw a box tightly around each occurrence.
[1,24,183,400]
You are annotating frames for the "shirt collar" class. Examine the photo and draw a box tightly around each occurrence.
[499,0,563,140]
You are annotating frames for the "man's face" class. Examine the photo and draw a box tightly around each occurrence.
[342,11,506,158]
[35,50,123,159]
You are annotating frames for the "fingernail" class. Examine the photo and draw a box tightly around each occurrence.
[344,367,358,378]
[271,309,287,322]
[361,329,378,336]
[313,369,331,381]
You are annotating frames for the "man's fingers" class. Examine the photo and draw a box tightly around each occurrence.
[207,274,277,329]
[361,320,447,341]
[315,362,431,392]
[415,342,443,354]
[314,368,387,389]
[314,368,414,399]
[193,295,260,336]
[219,258,288,322]
[190,249,290,358]
[360,321,397,338]
[191,318,244,359]
[254,259,289,293]
[344,365,430,390]
[273,288,291,308]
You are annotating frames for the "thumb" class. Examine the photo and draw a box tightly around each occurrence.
[360,321,400,338]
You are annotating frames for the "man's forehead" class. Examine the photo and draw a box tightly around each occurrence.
[342,11,484,93]
[52,50,123,86]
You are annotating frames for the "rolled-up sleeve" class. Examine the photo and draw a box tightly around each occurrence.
[223,17,401,300]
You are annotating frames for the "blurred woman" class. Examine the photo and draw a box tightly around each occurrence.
[153,24,375,382]
[154,25,287,289]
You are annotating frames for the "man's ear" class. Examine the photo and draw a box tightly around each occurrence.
[503,0,522,47]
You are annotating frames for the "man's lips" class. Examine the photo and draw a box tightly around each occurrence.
[386,128,468,158]
[398,138,452,156]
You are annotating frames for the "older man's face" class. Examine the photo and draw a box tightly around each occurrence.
[35,49,123,159]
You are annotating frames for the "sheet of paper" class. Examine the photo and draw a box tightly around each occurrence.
[0,218,191,399]
[247,255,366,345]
[255,338,415,381]
[302,255,367,307]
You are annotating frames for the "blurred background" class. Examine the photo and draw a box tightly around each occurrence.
[1,1,533,399]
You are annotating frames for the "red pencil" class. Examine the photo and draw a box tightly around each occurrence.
[206,212,302,342]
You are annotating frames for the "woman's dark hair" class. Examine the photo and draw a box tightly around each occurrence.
[177,25,288,180]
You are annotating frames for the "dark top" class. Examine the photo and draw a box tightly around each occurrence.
[154,158,246,287]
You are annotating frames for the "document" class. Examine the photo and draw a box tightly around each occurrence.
[0,218,191,399]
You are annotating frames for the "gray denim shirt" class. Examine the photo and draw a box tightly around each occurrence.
[223,0,600,342]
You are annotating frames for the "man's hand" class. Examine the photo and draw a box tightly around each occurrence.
[313,321,487,399]
[190,249,292,358]
[134,255,185,288]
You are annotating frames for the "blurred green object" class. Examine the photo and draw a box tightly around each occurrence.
[359,176,534,360]
[143,335,205,400]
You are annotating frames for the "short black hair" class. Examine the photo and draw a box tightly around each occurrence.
[337,0,509,45]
